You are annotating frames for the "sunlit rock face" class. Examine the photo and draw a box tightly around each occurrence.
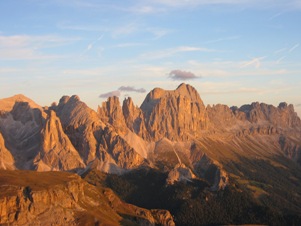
[34,110,85,171]
[98,96,128,134]
[141,83,208,141]
[0,132,15,170]
[122,97,150,140]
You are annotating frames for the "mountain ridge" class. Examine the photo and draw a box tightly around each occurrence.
[0,83,301,225]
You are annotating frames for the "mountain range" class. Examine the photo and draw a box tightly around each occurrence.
[1,83,301,225]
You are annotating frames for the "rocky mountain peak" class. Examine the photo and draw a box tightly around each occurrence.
[122,97,149,139]
[0,94,41,113]
[34,110,85,171]
[140,84,208,141]
[237,101,301,128]
[176,83,200,102]
[98,96,127,133]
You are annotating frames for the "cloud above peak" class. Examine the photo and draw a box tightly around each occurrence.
[99,90,121,98]
[169,70,200,81]
[99,85,146,99]
[118,86,146,93]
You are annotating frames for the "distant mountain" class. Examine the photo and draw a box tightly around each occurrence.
[0,83,301,225]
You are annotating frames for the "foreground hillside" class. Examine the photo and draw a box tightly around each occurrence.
[0,83,301,225]
[0,170,174,225]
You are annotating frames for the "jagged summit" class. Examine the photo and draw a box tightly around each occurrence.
[176,83,201,102]
[0,84,301,226]
[140,83,208,141]
[0,94,41,112]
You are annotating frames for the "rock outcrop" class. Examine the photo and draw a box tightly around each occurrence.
[166,163,196,185]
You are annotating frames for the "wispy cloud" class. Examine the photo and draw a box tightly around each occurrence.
[112,42,146,48]
[82,35,103,55]
[141,46,215,60]
[63,68,105,76]
[169,70,200,81]
[0,34,78,60]
[269,11,285,20]
[205,36,240,44]
[99,85,146,99]
[112,23,138,39]
[289,43,299,52]
[276,56,286,64]
[274,47,287,54]
[118,86,146,93]
[240,56,266,69]
[151,0,301,10]
[99,90,121,98]
[146,27,172,39]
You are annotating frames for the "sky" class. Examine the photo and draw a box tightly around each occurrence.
[0,0,301,116]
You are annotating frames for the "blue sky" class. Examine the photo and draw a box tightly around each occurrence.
[1,0,301,116]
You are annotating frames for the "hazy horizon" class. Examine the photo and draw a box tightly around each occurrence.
[1,0,300,116]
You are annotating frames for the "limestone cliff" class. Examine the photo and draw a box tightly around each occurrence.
[98,96,128,134]
[122,97,150,140]
[237,102,301,128]
[33,110,85,171]
[0,101,46,169]
[55,95,146,172]
[141,83,208,141]
[55,95,105,164]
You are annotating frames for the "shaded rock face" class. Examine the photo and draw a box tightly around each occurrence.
[207,104,237,130]
[141,83,208,141]
[55,95,103,164]
[237,102,301,128]
[0,102,45,169]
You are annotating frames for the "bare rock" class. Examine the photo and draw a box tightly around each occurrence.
[33,110,85,171]
[0,132,15,170]
[122,97,150,140]
[140,83,208,141]
[166,163,196,185]
[98,96,128,134]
